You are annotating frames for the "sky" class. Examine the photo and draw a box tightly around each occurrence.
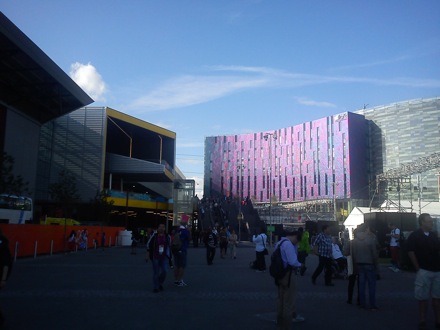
[2,1,440,197]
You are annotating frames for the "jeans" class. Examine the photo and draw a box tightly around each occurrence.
[312,256,333,284]
[357,264,377,308]
[207,246,216,265]
[152,258,168,290]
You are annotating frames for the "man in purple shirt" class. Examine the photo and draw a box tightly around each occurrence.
[275,228,304,329]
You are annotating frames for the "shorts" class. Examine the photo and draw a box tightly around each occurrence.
[173,250,187,268]
[414,269,440,300]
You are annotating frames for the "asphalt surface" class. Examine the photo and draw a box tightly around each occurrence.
[0,242,427,330]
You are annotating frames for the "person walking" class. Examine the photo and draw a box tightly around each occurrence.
[275,228,304,329]
[407,213,440,330]
[173,219,190,286]
[206,227,218,265]
[343,229,359,305]
[311,225,334,286]
[146,224,171,293]
[228,229,238,259]
[351,223,379,310]
[387,223,401,272]
[297,227,311,276]
[252,227,268,272]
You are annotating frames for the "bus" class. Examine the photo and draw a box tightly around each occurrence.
[0,194,33,224]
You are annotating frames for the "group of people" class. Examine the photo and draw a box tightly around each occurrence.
[205,225,239,265]
[145,220,190,292]
[67,228,94,252]
[273,213,439,330]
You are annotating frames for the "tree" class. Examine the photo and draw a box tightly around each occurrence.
[0,152,30,195]
[91,190,114,224]
[48,169,80,216]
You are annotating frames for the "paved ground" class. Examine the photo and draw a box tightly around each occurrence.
[0,242,430,330]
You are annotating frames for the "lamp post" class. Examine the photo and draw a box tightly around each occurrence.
[264,132,277,246]
[237,159,245,201]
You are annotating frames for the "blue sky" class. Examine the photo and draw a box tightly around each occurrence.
[3,1,440,196]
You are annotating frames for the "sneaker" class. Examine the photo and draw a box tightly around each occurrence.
[292,315,305,323]
[392,267,400,272]
[177,280,188,286]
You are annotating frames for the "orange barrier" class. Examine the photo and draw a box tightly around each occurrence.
[0,224,125,258]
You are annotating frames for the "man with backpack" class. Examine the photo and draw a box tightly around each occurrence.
[271,228,304,329]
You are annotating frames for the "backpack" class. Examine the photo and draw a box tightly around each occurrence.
[172,230,182,253]
[269,240,290,281]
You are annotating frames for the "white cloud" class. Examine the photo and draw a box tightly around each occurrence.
[127,65,440,113]
[129,75,268,111]
[69,62,107,102]
[294,97,337,108]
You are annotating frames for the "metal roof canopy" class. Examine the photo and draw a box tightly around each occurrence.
[377,152,440,181]
[0,12,93,123]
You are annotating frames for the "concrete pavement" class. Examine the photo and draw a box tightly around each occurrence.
[0,243,425,330]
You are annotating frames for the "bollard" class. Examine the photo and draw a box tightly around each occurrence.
[34,241,38,259]
[14,241,18,262]
[109,236,112,248]
[50,240,53,256]
[94,241,97,250]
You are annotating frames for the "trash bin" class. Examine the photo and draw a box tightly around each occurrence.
[117,230,133,246]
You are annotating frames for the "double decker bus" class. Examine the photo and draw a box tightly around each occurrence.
[0,194,33,224]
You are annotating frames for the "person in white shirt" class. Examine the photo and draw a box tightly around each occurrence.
[252,227,268,272]
[387,223,401,272]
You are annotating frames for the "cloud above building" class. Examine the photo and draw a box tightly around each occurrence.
[127,65,440,113]
[69,62,107,102]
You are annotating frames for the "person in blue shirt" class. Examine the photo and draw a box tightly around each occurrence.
[275,228,304,329]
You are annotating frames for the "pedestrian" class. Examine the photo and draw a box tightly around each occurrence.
[386,223,401,272]
[67,230,76,252]
[146,224,171,293]
[407,213,440,330]
[0,229,13,326]
[252,227,268,272]
[228,229,238,259]
[311,225,334,286]
[173,219,190,286]
[343,229,359,305]
[297,227,311,276]
[351,223,379,310]
[275,228,304,329]
[219,227,228,259]
[101,232,106,250]
[206,226,217,265]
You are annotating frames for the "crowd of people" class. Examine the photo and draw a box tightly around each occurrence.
[1,212,437,329]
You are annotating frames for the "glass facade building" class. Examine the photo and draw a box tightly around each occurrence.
[204,112,368,204]
[204,97,440,210]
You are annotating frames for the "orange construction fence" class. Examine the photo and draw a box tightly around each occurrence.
[0,224,125,258]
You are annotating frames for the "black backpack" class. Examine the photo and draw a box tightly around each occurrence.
[269,239,291,281]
